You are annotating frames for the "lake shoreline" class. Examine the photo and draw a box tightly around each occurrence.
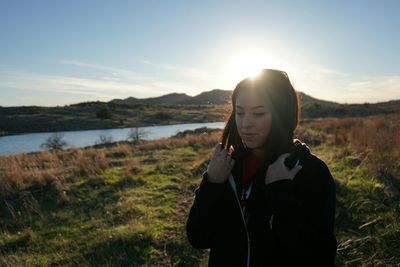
[0,120,223,138]
[0,122,225,156]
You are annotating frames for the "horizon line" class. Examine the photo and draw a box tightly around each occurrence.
[0,88,399,108]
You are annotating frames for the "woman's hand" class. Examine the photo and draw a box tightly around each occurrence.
[265,153,302,185]
[206,143,235,184]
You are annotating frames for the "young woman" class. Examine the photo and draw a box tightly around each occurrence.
[186,69,337,267]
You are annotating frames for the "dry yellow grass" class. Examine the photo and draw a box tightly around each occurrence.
[297,113,400,176]
[0,131,220,201]
[1,114,398,200]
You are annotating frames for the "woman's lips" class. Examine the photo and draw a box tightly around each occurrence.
[243,133,256,138]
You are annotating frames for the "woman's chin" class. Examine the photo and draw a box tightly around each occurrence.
[244,141,265,150]
[244,142,257,149]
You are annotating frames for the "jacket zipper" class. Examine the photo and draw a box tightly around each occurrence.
[228,174,251,267]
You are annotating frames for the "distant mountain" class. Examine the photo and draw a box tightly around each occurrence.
[111,93,192,105]
[183,89,232,104]
[111,88,400,118]
[111,89,342,106]
[297,92,340,107]
[111,89,231,105]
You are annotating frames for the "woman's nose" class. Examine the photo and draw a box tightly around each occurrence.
[241,115,254,128]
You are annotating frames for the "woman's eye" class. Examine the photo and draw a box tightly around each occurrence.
[236,112,265,117]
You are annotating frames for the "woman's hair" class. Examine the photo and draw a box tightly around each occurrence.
[221,69,301,166]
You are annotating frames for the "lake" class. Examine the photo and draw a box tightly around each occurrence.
[0,122,225,156]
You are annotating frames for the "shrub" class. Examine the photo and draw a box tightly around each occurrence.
[127,127,148,144]
[40,133,68,150]
[95,134,114,145]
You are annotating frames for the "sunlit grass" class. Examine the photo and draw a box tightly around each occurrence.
[0,113,399,266]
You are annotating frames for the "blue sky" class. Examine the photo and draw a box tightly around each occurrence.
[1,0,399,106]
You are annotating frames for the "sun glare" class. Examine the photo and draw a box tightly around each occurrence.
[226,49,285,87]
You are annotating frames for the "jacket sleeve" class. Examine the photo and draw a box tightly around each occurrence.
[186,171,232,249]
[264,161,337,266]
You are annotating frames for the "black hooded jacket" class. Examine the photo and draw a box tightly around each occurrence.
[186,140,337,266]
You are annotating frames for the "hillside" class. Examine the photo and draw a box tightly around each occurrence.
[111,93,192,105]
[0,89,399,136]
[299,93,400,119]
[112,89,400,118]
[110,89,232,105]
[0,103,227,137]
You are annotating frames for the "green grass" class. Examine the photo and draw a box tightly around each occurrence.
[1,142,399,266]
[314,144,400,266]
[0,146,209,266]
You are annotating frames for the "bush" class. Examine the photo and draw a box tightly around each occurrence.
[127,127,148,144]
[40,133,68,150]
[95,134,114,145]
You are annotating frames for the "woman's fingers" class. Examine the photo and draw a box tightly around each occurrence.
[207,144,234,183]
[213,143,222,154]
[265,154,302,184]
[289,164,302,177]
[213,143,228,158]
[210,142,233,166]
[278,153,291,164]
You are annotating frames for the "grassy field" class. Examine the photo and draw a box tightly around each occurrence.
[0,113,399,266]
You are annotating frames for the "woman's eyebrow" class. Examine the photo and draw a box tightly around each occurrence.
[236,105,266,109]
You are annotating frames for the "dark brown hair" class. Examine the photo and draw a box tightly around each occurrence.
[221,69,301,167]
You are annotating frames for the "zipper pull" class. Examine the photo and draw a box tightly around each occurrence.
[269,214,274,230]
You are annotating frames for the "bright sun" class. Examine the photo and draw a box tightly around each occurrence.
[226,49,284,87]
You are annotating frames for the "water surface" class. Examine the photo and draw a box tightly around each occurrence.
[0,122,224,156]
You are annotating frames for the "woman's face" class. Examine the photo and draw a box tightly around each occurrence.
[235,90,272,150]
